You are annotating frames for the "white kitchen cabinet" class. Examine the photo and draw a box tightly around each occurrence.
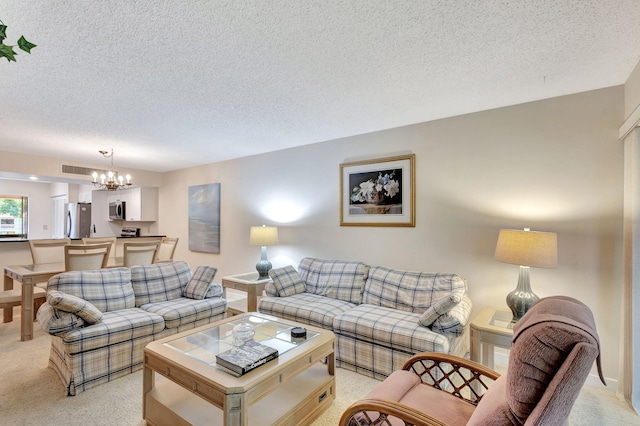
[123,187,158,222]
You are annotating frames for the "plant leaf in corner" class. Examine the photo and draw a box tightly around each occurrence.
[0,24,7,43]
[18,36,36,53]
[0,43,17,62]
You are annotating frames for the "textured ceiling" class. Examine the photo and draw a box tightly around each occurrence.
[2,1,640,173]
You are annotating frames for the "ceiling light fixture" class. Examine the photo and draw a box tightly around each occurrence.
[91,149,132,191]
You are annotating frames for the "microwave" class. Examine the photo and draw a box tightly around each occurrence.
[109,201,126,220]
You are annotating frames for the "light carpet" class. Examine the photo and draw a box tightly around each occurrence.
[1,312,638,425]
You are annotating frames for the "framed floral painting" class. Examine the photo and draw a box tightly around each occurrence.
[340,154,415,227]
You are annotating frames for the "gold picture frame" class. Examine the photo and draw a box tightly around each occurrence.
[340,154,415,227]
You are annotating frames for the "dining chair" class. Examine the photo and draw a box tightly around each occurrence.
[123,241,159,267]
[29,238,71,264]
[0,287,47,323]
[64,242,111,271]
[82,236,117,259]
[155,237,179,262]
[29,238,72,288]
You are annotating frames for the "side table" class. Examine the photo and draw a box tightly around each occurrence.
[469,307,514,369]
[221,272,272,315]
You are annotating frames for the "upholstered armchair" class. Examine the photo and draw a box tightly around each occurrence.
[340,296,605,426]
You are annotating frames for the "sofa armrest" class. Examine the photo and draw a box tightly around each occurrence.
[429,294,473,336]
[264,280,279,297]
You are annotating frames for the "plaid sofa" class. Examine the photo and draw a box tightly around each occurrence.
[258,258,471,380]
[37,261,227,395]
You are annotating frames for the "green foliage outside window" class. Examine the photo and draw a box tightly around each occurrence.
[0,198,21,217]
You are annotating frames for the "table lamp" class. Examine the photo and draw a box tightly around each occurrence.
[249,225,279,279]
[494,228,557,323]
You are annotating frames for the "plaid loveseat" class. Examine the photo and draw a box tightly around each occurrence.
[37,261,227,395]
[258,258,471,380]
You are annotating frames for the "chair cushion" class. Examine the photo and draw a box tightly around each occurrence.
[130,261,192,306]
[418,292,462,326]
[366,370,476,426]
[258,293,356,329]
[269,265,306,297]
[36,302,85,335]
[333,304,450,354]
[141,297,227,329]
[184,265,218,300]
[297,257,370,304]
[47,290,103,324]
[467,375,515,425]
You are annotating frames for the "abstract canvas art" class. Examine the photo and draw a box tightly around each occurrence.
[188,183,221,253]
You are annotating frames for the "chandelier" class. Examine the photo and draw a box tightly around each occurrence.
[91,149,132,191]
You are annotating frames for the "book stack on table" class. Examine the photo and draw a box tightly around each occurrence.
[216,340,279,376]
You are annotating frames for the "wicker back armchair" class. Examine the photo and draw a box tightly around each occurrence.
[340,296,605,426]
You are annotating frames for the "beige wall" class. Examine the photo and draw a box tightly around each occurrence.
[158,86,624,385]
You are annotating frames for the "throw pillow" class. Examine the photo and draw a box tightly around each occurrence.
[418,293,463,326]
[269,266,306,297]
[206,283,223,298]
[47,290,103,324]
[36,303,86,335]
[431,295,473,336]
[184,265,218,300]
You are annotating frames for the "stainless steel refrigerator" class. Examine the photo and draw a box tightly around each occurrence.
[65,202,92,239]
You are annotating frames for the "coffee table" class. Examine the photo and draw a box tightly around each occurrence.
[143,312,336,425]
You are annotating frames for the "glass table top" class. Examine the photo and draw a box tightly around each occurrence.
[489,309,515,330]
[164,313,319,368]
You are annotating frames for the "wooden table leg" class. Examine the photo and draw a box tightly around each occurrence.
[247,286,257,312]
[20,279,35,341]
[3,270,14,323]
[142,361,154,421]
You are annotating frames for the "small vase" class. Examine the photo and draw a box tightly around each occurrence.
[365,191,384,205]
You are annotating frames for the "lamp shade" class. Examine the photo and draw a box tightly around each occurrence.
[249,225,279,246]
[494,229,557,268]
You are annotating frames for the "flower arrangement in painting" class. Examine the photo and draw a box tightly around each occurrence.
[351,171,400,204]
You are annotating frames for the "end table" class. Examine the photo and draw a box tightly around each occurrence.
[470,307,514,369]
[221,272,272,315]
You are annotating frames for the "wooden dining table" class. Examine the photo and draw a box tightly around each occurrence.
[3,257,124,341]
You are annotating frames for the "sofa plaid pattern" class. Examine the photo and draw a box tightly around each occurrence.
[362,267,466,314]
[130,261,192,306]
[59,308,165,354]
[141,297,227,329]
[258,293,356,329]
[268,265,306,296]
[258,258,472,381]
[431,294,473,336]
[333,304,450,353]
[49,330,154,396]
[297,257,370,304]
[46,267,135,312]
[41,261,227,396]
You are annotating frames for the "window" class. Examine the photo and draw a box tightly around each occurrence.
[0,195,28,239]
